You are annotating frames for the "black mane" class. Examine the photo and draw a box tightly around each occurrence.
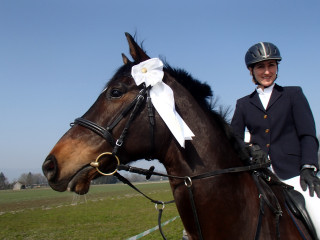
[164,63,213,112]
[163,62,231,120]
[163,62,248,162]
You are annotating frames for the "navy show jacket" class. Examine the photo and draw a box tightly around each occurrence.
[231,84,319,180]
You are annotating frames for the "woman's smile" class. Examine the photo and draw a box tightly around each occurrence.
[251,59,278,89]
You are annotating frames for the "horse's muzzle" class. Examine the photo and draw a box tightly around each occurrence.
[42,154,58,182]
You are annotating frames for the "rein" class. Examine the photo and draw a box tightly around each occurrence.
[117,162,273,240]
[117,162,281,240]
[118,162,271,181]
[113,172,175,240]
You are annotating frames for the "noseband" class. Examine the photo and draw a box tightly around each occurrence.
[72,85,155,173]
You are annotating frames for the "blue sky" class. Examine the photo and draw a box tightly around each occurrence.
[1,0,320,181]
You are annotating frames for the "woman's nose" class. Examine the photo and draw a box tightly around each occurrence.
[264,67,270,74]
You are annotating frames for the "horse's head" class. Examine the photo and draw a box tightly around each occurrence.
[42,33,171,194]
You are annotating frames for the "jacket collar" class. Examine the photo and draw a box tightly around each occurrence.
[268,84,283,110]
[249,84,283,112]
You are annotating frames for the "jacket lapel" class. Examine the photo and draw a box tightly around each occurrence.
[267,84,283,110]
[249,90,265,112]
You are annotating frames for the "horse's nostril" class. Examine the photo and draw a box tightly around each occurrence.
[42,154,58,181]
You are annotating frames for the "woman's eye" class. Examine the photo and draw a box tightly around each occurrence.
[110,89,123,98]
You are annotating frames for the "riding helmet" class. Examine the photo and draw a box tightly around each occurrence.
[245,42,282,68]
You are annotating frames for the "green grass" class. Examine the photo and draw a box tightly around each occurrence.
[0,182,184,239]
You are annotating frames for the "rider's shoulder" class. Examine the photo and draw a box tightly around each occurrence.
[279,85,302,93]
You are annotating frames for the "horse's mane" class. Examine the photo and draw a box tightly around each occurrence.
[164,62,230,128]
[163,62,248,162]
[164,62,217,115]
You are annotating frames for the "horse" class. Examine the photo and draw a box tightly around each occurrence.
[42,33,313,240]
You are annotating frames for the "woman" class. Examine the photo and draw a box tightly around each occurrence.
[231,42,320,238]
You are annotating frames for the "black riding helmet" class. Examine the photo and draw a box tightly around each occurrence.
[245,42,282,68]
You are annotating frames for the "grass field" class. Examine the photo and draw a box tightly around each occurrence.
[0,181,184,239]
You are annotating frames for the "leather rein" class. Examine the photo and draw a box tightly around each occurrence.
[72,85,278,240]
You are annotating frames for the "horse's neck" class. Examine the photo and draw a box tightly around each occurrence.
[161,80,241,177]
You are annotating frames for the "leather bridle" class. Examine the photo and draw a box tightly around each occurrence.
[72,84,155,173]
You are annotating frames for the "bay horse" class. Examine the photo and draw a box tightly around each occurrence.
[42,33,313,239]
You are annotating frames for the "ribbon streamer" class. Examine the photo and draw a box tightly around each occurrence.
[131,58,194,148]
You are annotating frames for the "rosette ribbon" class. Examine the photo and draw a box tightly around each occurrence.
[131,58,194,148]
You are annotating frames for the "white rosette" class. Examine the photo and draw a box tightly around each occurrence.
[131,58,194,148]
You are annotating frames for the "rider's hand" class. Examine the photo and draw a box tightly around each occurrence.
[300,168,320,198]
[245,144,269,165]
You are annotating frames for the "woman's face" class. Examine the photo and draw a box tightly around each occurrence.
[250,60,278,88]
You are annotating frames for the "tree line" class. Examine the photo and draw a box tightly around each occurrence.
[0,170,167,190]
[0,172,48,190]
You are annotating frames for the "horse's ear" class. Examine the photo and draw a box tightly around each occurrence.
[122,53,131,65]
[125,32,150,62]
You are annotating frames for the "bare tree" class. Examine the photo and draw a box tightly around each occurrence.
[91,175,118,185]
[32,173,47,185]
[0,172,9,190]
[18,172,48,187]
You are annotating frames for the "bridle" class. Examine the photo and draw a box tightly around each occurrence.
[72,84,155,174]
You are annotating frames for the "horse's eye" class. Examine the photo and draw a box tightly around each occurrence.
[110,89,123,98]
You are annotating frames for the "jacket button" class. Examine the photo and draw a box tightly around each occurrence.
[266,144,270,148]
[264,115,268,119]
[265,129,270,133]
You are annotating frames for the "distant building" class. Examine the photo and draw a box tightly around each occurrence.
[13,182,25,190]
